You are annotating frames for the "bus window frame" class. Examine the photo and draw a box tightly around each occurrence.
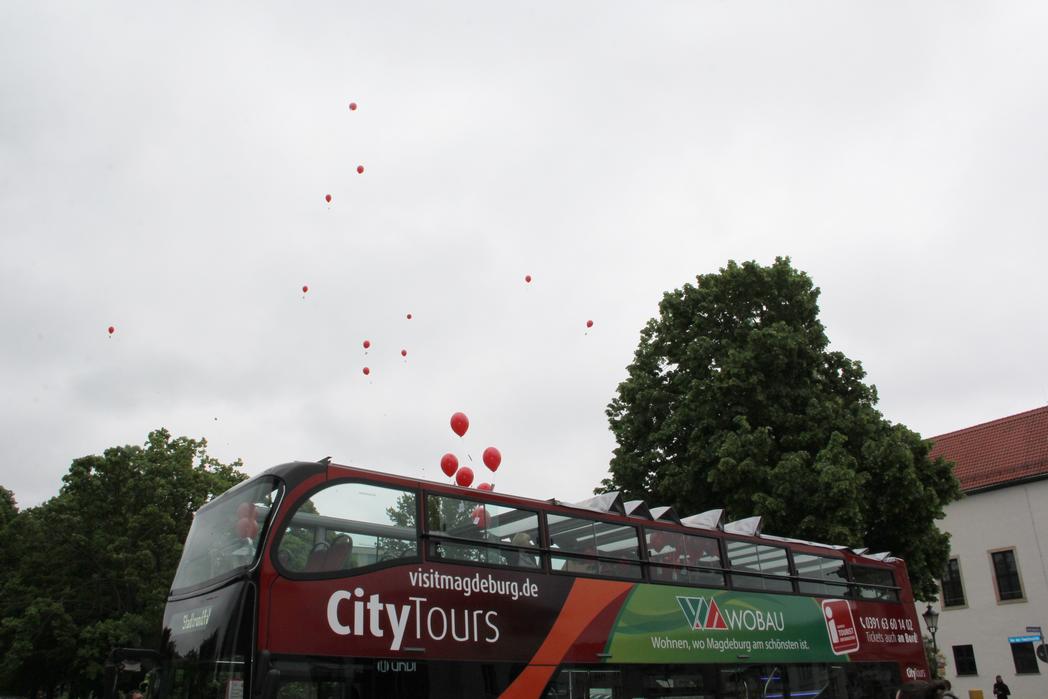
[642,524,728,589]
[263,468,907,603]
[169,476,286,599]
[848,563,901,601]
[545,511,645,582]
[791,551,851,597]
[270,478,423,581]
[723,537,797,594]
[421,489,547,573]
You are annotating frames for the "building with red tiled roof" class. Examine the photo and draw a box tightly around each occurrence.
[918,405,1048,698]
[929,405,1048,493]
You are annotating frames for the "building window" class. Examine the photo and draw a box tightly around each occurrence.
[941,558,966,607]
[990,549,1025,601]
[952,645,978,676]
[1011,641,1040,674]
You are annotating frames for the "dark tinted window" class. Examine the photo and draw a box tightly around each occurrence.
[851,565,898,601]
[953,644,978,676]
[1011,641,1039,674]
[992,549,1024,601]
[941,558,966,607]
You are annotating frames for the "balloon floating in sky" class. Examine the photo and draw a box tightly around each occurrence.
[525,274,532,283]
[477,482,494,492]
[357,165,365,174]
[440,453,459,477]
[325,194,332,203]
[483,447,502,472]
[406,313,412,320]
[401,349,407,357]
[362,366,370,376]
[363,339,371,350]
[348,102,358,111]
[302,285,309,294]
[107,325,115,335]
[450,412,469,437]
[455,466,474,488]
[586,320,594,328]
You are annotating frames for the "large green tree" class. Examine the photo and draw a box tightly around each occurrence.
[602,257,959,599]
[0,429,246,698]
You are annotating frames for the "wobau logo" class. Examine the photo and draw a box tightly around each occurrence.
[677,596,786,633]
[327,587,499,651]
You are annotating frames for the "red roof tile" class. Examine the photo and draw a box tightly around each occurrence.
[929,406,1048,492]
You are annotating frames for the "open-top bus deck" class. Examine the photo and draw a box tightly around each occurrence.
[153,460,929,698]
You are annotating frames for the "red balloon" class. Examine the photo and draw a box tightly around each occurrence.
[477,482,494,491]
[107,325,115,335]
[349,102,358,111]
[440,453,459,477]
[406,313,412,320]
[362,366,370,376]
[482,446,502,472]
[401,349,407,357]
[470,505,490,528]
[586,319,594,328]
[302,285,309,294]
[525,274,532,283]
[450,412,469,437]
[363,340,371,349]
[325,194,332,203]
[357,165,365,174]
[455,466,474,487]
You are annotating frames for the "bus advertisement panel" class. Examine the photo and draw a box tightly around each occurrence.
[264,562,927,676]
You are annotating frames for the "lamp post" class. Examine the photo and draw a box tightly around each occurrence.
[923,604,940,677]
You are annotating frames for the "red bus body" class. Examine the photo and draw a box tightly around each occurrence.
[157,461,930,698]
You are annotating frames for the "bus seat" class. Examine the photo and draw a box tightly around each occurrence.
[325,535,354,571]
[305,542,330,572]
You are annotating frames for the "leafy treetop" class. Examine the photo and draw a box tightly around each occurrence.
[602,257,960,599]
[0,429,246,698]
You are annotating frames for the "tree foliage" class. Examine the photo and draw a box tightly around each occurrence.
[602,258,960,599]
[0,429,246,697]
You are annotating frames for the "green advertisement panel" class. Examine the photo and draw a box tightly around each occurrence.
[606,584,850,664]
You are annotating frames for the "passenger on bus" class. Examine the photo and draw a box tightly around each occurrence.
[562,537,597,575]
[510,531,538,568]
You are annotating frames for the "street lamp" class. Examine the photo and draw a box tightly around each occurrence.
[922,604,940,652]
[922,604,941,678]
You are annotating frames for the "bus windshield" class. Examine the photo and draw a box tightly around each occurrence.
[171,477,280,592]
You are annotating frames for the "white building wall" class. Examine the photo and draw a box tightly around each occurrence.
[919,478,1048,697]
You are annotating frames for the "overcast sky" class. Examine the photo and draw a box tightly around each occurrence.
[2,1,1047,510]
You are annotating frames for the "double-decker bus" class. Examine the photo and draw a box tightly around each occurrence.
[151,459,929,698]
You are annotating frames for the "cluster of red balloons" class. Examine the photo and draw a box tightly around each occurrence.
[235,502,260,539]
[441,412,502,490]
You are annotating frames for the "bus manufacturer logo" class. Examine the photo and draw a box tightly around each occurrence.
[677,596,728,631]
